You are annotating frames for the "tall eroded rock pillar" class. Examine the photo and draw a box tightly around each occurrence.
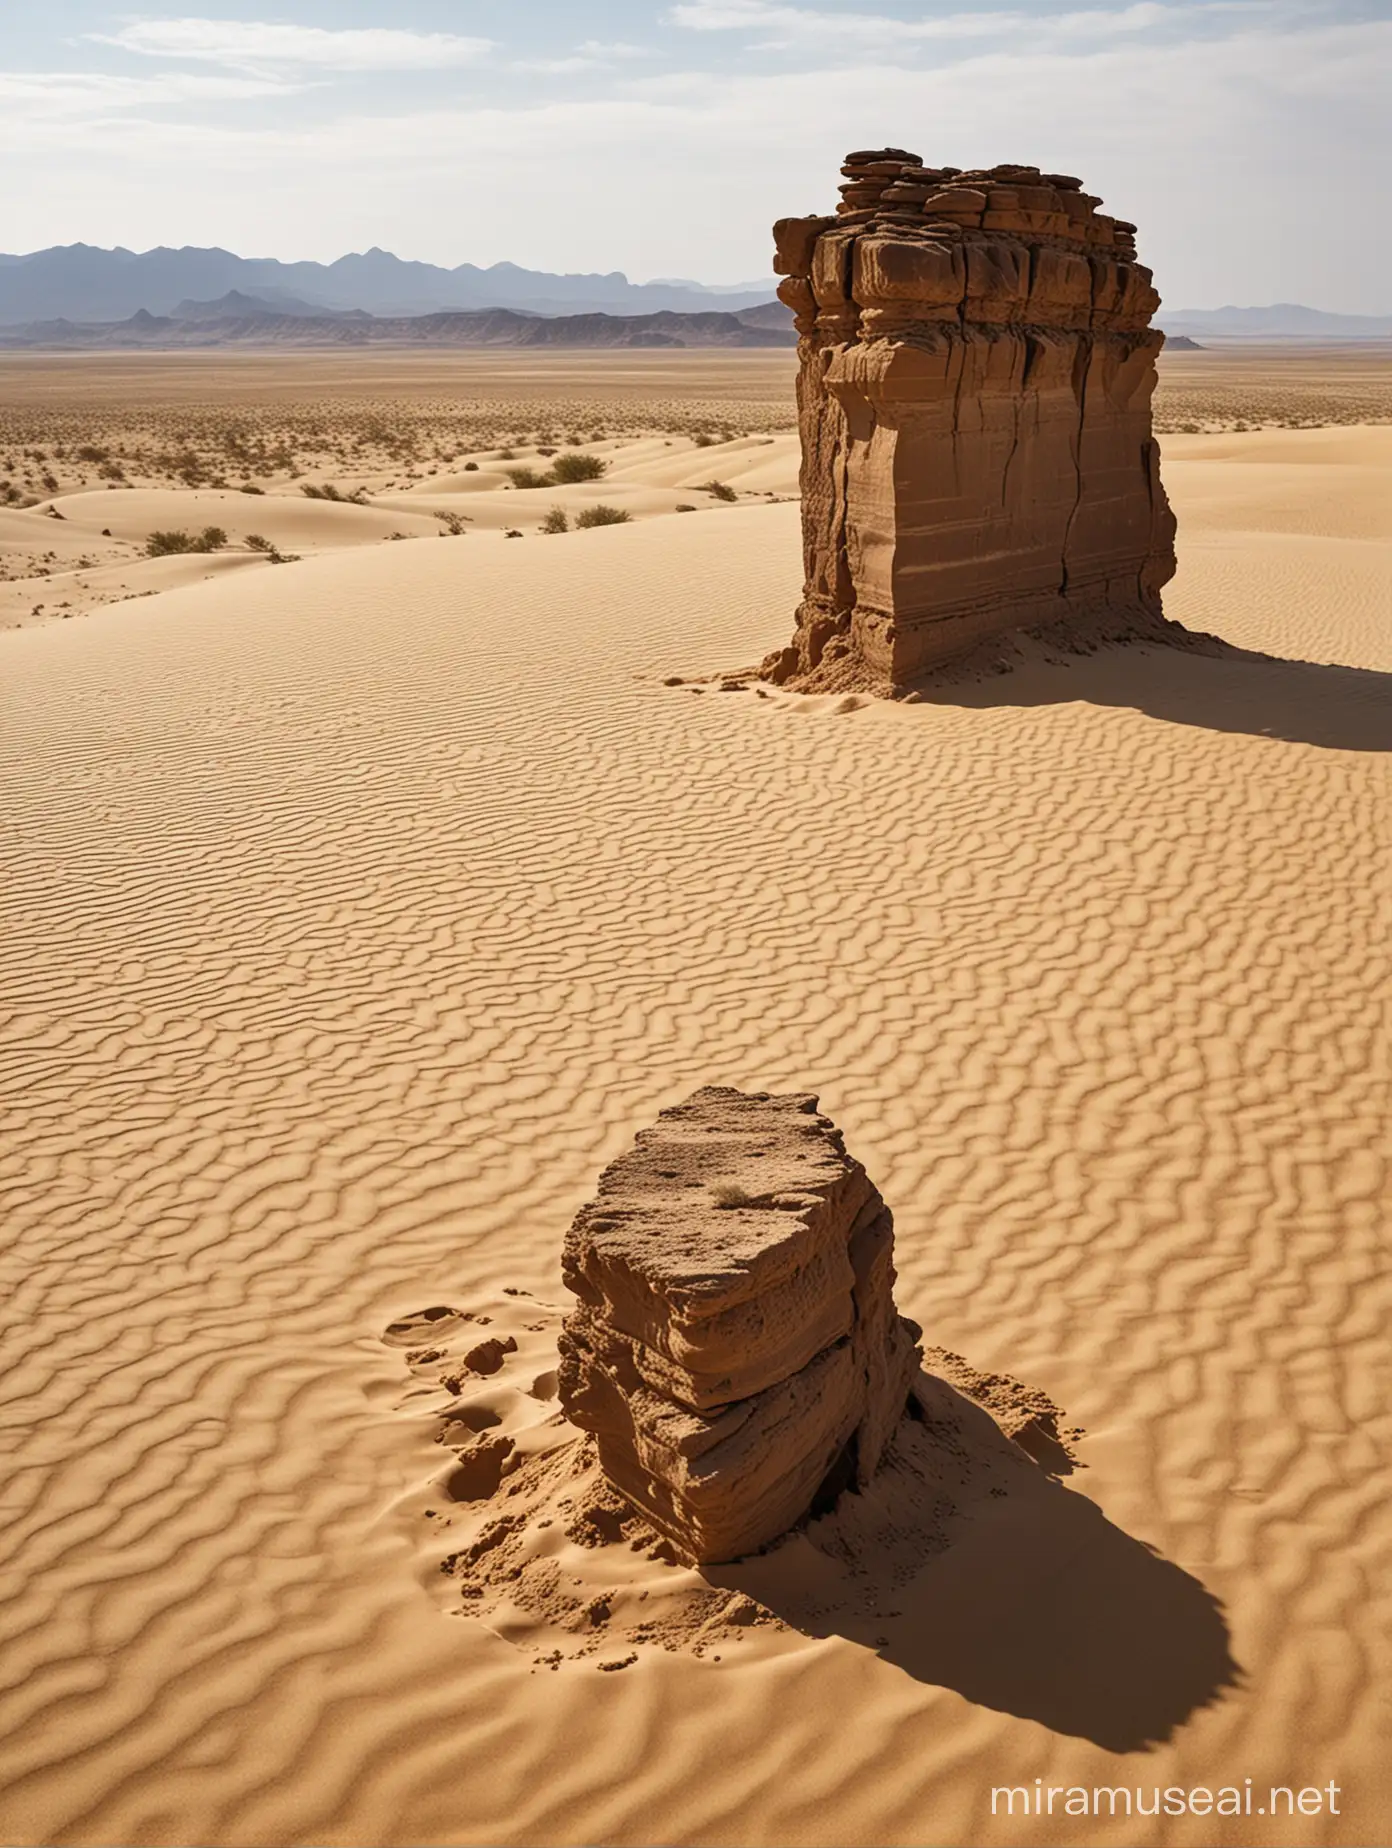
[766,153,1177,690]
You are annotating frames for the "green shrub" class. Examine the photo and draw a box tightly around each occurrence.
[700,480,737,502]
[575,504,630,529]
[539,507,570,534]
[144,525,226,558]
[550,452,607,484]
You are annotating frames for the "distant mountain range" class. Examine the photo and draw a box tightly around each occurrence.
[0,244,778,326]
[1162,304,1392,339]
[1,245,1381,345]
[0,295,796,352]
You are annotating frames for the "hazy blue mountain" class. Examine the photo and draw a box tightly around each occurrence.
[1163,304,1392,338]
[0,303,795,352]
[0,244,779,325]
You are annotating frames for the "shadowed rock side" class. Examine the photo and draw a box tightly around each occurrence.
[764,151,1179,691]
[558,1086,921,1564]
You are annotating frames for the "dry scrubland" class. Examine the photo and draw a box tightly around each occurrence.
[0,346,1389,1848]
[2,346,1390,627]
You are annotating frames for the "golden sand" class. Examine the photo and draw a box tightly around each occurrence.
[0,353,1387,1845]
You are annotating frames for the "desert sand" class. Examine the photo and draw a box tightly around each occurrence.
[0,349,1388,1846]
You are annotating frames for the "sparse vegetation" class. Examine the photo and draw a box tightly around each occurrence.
[503,453,608,490]
[710,1182,756,1209]
[539,507,569,534]
[549,452,607,484]
[575,504,631,528]
[245,533,299,564]
[144,525,227,557]
[700,480,738,502]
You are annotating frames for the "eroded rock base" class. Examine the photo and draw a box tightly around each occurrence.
[557,1087,921,1564]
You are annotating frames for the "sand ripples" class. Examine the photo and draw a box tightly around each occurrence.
[1,448,1388,1842]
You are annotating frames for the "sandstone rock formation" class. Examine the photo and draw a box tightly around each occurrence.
[765,153,1177,689]
[558,1087,920,1564]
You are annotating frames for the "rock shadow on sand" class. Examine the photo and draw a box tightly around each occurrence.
[913,639,1392,753]
[390,1304,1238,1754]
[710,1377,1241,1755]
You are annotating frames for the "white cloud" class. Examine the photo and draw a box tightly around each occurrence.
[91,19,493,72]
[575,40,655,59]
[7,12,1388,310]
[0,69,303,117]
[670,0,1272,43]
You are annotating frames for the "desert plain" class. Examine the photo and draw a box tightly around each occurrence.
[0,344,1389,1846]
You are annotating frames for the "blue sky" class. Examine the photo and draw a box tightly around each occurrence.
[4,3,1389,309]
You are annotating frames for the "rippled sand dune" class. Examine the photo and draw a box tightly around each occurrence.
[1,418,1388,1845]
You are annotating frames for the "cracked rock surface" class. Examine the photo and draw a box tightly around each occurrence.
[558,1086,921,1564]
[765,151,1177,690]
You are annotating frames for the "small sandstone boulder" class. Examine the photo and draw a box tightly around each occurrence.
[558,1087,920,1565]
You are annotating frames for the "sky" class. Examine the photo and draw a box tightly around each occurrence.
[3,2,1389,310]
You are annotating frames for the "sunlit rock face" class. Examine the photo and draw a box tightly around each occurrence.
[558,1086,920,1565]
[766,152,1176,690]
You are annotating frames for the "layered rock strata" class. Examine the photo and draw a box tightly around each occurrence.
[765,152,1177,689]
[558,1086,920,1564]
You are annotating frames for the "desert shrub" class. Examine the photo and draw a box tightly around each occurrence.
[503,466,549,489]
[700,480,737,502]
[497,447,517,460]
[240,482,264,494]
[504,528,523,538]
[692,432,714,448]
[674,503,697,513]
[710,1182,756,1209]
[463,461,479,471]
[539,507,569,534]
[433,510,468,535]
[144,525,226,557]
[575,504,631,529]
[301,482,343,501]
[550,452,606,484]
[536,446,557,457]
[245,533,297,563]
